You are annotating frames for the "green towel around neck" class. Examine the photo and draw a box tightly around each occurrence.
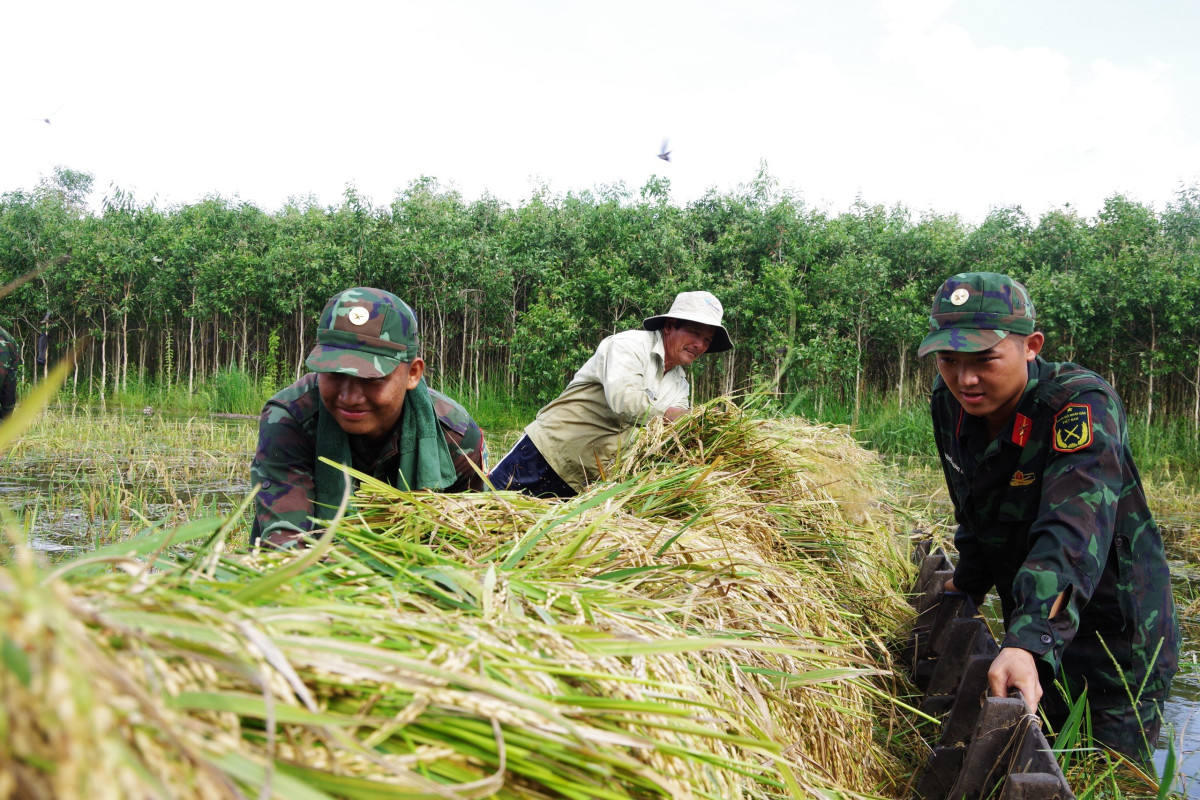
[314,377,457,522]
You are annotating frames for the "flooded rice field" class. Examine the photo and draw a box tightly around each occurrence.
[5,407,1200,793]
[1,407,256,552]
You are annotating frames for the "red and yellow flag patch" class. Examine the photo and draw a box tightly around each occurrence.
[1053,403,1093,453]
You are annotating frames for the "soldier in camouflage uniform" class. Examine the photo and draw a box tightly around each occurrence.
[921,272,1178,762]
[251,288,487,547]
[0,325,19,421]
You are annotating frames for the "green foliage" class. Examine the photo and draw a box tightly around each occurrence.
[5,170,1200,436]
[263,327,283,393]
[446,379,540,436]
[199,369,269,416]
[510,294,592,406]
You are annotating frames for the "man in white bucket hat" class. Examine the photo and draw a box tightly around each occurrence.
[490,291,732,497]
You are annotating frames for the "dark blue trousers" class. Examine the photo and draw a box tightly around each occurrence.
[488,434,577,499]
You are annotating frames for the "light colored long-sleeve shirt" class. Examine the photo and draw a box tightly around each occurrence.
[525,329,689,491]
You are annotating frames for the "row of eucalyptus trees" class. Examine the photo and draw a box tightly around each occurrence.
[2,166,1200,426]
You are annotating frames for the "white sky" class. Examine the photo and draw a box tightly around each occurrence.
[3,0,1198,224]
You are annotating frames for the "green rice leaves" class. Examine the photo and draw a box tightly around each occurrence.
[2,402,919,799]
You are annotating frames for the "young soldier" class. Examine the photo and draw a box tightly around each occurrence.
[251,288,486,547]
[920,271,1178,761]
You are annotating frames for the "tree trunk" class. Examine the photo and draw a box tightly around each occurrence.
[473,297,482,396]
[188,291,196,396]
[853,325,863,427]
[509,288,519,392]
[100,306,108,403]
[295,297,306,380]
[121,308,129,392]
[1146,310,1155,431]
[459,298,468,390]
[138,323,147,383]
[1194,343,1199,440]
[69,318,79,393]
[436,308,446,389]
[87,334,94,398]
[897,344,907,411]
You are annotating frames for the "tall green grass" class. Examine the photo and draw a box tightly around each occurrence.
[20,369,1200,488]
[433,378,540,434]
[784,390,1200,490]
[19,370,279,417]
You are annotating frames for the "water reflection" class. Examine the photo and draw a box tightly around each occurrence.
[1157,674,1200,796]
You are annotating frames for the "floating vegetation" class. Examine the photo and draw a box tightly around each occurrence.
[1,401,923,799]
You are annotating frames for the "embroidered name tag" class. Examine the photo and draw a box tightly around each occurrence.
[1053,403,1093,453]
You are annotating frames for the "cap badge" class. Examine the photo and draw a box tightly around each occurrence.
[949,288,970,306]
[347,306,370,326]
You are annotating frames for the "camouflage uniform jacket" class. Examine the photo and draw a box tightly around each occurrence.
[932,356,1178,697]
[0,326,18,420]
[251,372,486,546]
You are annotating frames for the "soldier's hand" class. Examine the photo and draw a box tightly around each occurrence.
[988,646,1041,712]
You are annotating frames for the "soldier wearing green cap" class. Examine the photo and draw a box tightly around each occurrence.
[0,325,19,421]
[250,288,487,547]
[921,271,1178,761]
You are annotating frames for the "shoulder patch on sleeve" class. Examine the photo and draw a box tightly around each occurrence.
[1053,403,1093,453]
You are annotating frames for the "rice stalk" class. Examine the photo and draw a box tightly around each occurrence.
[1,400,922,799]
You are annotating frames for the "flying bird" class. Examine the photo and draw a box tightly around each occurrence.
[657,139,671,162]
[31,105,63,125]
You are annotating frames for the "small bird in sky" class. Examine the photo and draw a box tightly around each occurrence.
[31,105,62,124]
[657,139,671,162]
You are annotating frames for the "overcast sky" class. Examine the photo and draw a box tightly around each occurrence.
[3,0,1198,224]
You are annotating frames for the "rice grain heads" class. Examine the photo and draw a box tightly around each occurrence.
[1,402,920,799]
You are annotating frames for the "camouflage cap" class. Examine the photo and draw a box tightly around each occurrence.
[918,272,1036,357]
[305,288,419,378]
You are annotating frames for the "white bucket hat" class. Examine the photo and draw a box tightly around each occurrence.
[643,291,733,353]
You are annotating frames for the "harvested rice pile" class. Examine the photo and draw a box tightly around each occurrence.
[0,402,919,799]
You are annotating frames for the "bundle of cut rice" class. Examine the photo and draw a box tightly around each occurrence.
[0,403,920,799]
